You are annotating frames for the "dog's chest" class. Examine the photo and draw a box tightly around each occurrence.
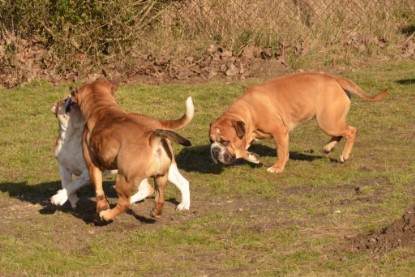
[55,139,86,175]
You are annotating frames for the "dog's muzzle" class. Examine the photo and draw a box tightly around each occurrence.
[210,142,236,164]
[64,97,74,114]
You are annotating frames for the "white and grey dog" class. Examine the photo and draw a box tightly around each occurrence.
[50,96,194,210]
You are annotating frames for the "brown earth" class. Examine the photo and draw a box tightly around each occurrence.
[2,177,415,257]
[5,32,413,88]
[0,39,293,88]
[347,203,415,254]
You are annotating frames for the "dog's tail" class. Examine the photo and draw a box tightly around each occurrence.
[153,129,191,147]
[158,97,194,130]
[336,78,388,102]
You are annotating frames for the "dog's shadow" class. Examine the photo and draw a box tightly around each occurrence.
[395,78,415,85]
[0,180,165,226]
[176,143,326,174]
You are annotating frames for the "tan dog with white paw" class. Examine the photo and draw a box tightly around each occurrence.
[67,79,192,221]
[209,72,387,173]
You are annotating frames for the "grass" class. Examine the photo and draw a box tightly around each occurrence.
[0,59,415,276]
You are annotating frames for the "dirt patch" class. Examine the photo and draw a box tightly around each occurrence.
[348,203,415,253]
[0,41,292,88]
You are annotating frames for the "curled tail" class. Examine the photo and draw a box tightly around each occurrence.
[153,129,191,147]
[159,97,194,130]
[336,78,387,102]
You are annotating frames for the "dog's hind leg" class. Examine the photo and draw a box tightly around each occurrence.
[321,125,357,162]
[151,174,169,218]
[317,101,357,162]
[100,174,132,221]
[168,163,190,211]
[338,126,357,162]
[323,136,342,153]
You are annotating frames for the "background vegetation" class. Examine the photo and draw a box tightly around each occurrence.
[0,0,414,86]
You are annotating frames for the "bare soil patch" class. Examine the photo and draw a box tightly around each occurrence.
[348,203,415,253]
[0,43,292,88]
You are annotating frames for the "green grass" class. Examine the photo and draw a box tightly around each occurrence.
[1,60,415,276]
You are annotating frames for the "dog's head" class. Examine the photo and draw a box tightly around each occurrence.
[209,118,249,164]
[51,96,84,130]
[66,79,119,110]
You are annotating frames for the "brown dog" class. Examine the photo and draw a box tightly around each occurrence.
[50,95,193,210]
[209,72,387,173]
[67,79,192,221]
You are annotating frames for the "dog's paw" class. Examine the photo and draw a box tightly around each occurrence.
[266,166,284,173]
[323,146,332,154]
[99,210,113,221]
[96,198,110,213]
[339,154,350,163]
[176,202,190,211]
[150,208,162,218]
[245,151,261,164]
[50,189,68,206]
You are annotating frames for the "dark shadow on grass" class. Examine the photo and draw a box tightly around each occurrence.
[247,144,327,163]
[401,24,415,36]
[0,180,157,225]
[176,143,325,174]
[395,78,415,85]
[175,144,227,174]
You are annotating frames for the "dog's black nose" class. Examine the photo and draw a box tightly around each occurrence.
[211,147,221,156]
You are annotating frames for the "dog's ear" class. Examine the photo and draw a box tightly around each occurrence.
[232,120,245,139]
[69,86,78,97]
[69,86,80,105]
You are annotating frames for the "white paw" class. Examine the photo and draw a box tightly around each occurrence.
[245,151,261,164]
[50,189,68,206]
[176,202,190,211]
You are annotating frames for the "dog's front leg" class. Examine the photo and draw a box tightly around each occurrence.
[151,174,168,218]
[51,165,73,207]
[267,126,289,173]
[66,170,90,209]
[88,165,109,213]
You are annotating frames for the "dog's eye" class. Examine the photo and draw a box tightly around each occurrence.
[221,140,230,146]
